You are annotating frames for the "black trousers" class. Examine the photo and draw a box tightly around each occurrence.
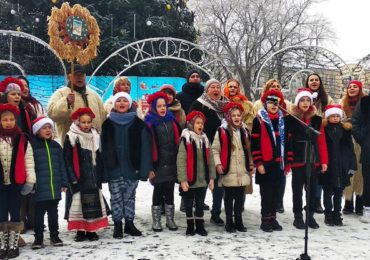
[34,200,59,239]
[322,185,343,214]
[224,186,245,219]
[259,182,279,216]
[152,181,175,206]
[292,167,317,214]
[183,187,207,218]
[363,164,370,207]
[0,184,21,222]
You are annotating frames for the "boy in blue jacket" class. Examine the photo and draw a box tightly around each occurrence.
[30,116,68,249]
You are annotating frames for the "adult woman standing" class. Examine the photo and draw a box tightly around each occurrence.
[189,78,229,226]
[17,76,44,119]
[305,73,335,214]
[160,84,186,128]
[341,80,365,215]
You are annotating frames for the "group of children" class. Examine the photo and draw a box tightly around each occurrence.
[0,76,362,258]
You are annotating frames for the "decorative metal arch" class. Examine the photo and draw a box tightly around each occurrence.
[0,30,67,83]
[0,60,26,76]
[88,37,231,99]
[254,45,352,100]
[352,54,370,91]
[287,69,314,96]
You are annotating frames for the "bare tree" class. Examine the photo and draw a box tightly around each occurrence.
[191,0,335,99]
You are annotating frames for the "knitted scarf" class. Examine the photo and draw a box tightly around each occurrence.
[144,110,175,127]
[109,111,137,126]
[0,125,22,143]
[348,96,359,113]
[258,108,285,170]
[197,93,229,120]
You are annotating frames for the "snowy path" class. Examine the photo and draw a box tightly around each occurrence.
[21,175,369,260]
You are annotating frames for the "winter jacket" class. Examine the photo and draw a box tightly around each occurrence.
[176,82,204,114]
[212,126,251,187]
[0,136,35,186]
[31,136,68,202]
[148,120,179,184]
[168,100,186,129]
[352,95,370,165]
[63,134,104,192]
[47,86,106,144]
[319,122,357,188]
[101,117,152,181]
[189,100,223,144]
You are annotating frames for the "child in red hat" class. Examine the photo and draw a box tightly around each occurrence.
[63,108,108,242]
[320,105,357,226]
[251,89,292,232]
[212,102,253,233]
[177,111,215,236]
[0,104,35,259]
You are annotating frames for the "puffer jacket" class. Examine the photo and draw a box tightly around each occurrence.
[31,136,68,202]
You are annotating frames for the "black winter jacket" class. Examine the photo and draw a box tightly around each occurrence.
[176,83,204,114]
[352,95,370,165]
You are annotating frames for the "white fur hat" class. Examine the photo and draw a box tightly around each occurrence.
[111,92,132,108]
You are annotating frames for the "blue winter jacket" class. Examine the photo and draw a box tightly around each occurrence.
[31,137,68,202]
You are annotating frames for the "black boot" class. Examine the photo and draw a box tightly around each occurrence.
[355,196,363,216]
[7,222,23,259]
[315,199,324,214]
[195,218,207,236]
[124,220,142,236]
[308,213,319,229]
[74,231,86,242]
[260,214,273,232]
[333,212,343,226]
[293,213,305,229]
[234,216,247,232]
[276,202,285,214]
[50,234,63,246]
[342,200,354,214]
[32,236,44,250]
[270,213,282,231]
[0,223,8,258]
[324,211,335,226]
[113,221,123,239]
[210,214,224,226]
[224,217,236,233]
[86,232,99,241]
[186,218,195,236]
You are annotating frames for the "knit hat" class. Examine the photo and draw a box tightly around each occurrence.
[261,89,284,106]
[186,110,206,124]
[186,69,201,83]
[348,80,362,89]
[159,84,176,96]
[71,107,96,121]
[32,116,54,135]
[0,103,20,116]
[324,104,343,119]
[0,77,24,93]
[147,92,169,110]
[205,78,221,92]
[294,88,318,106]
[111,92,133,108]
[68,64,86,74]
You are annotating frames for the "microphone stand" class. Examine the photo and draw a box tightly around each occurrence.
[278,105,320,260]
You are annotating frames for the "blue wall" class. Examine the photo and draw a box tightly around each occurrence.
[0,75,187,109]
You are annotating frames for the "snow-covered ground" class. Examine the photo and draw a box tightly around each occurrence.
[21,175,369,260]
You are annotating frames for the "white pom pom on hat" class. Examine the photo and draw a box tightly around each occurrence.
[294,88,318,106]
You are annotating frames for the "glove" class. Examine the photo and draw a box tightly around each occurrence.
[348,169,356,177]
[21,183,34,195]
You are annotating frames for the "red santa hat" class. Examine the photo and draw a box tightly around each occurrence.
[294,88,318,106]
[324,104,343,119]
[32,116,54,135]
[0,77,24,93]
[186,111,206,124]
[348,80,362,89]
[261,89,284,106]
[71,107,96,121]
[0,103,20,116]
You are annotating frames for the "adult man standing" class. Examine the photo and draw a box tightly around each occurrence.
[176,69,204,114]
[47,64,106,144]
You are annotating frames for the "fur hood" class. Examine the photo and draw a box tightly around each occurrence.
[291,104,317,119]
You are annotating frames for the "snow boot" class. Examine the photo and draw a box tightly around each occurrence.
[355,196,363,216]
[186,218,195,236]
[234,216,247,232]
[224,217,236,233]
[32,236,44,250]
[74,231,86,242]
[260,214,273,232]
[333,212,343,226]
[165,204,178,231]
[151,205,163,232]
[86,232,99,241]
[210,214,224,226]
[113,221,123,239]
[195,218,207,236]
[308,213,319,229]
[7,222,23,259]
[324,211,335,226]
[0,223,8,259]
[342,200,354,215]
[270,213,282,231]
[360,207,370,223]
[124,220,142,236]
[293,213,305,229]
[50,234,63,246]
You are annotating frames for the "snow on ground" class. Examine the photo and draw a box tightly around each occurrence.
[21,175,369,260]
